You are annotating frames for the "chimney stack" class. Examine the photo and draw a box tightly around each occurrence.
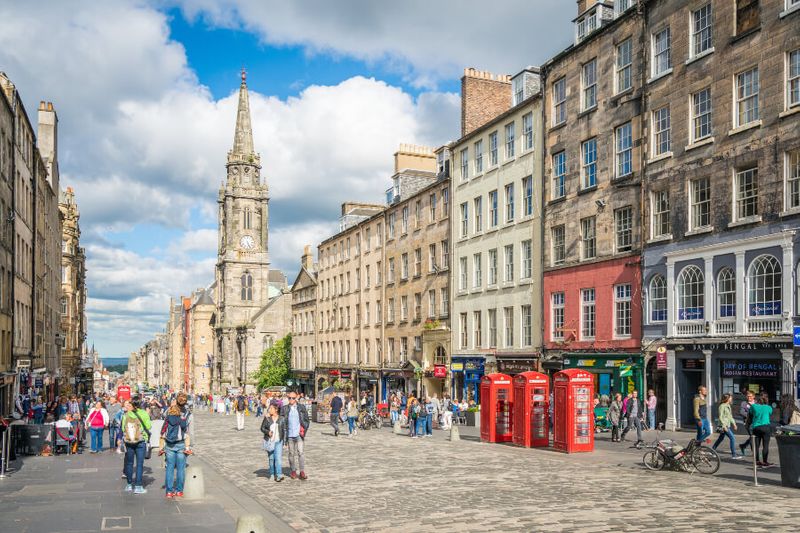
[301,245,313,271]
[460,68,512,137]
[37,100,59,187]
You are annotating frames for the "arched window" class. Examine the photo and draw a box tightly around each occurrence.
[717,268,736,318]
[677,265,704,320]
[649,275,667,323]
[241,271,253,301]
[243,207,252,230]
[748,255,781,316]
[434,345,447,365]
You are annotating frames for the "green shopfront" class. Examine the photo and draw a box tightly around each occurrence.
[562,353,645,400]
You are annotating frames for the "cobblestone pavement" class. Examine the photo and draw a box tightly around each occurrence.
[192,411,800,532]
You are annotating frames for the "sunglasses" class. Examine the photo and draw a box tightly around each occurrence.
[288,396,297,400]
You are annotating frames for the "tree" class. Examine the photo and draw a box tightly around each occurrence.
[251,334,292,390]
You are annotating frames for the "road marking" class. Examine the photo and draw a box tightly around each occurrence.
[101,516,132,530]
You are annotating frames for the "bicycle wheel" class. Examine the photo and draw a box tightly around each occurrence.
[373,417,382,429]
[643,450,665,471]
[691,446,720,475]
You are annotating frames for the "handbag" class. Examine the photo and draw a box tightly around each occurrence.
[263,438,276,452]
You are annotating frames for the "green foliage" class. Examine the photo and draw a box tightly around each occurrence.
[252,334,292,390]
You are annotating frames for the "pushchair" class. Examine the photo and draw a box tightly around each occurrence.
[594,406,611,432]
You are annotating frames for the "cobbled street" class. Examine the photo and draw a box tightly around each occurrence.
[192,411,800,532]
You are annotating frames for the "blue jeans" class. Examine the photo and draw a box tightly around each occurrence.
[390,410,398,424]
[696,419,711,443]
[267,442,283,478]
[124,441,146,486]
[348,416,356,434]
[90,427,104,452]
[713,427,737,456]
[647,409,656,430]
[415,416,425,436]
[108,425,118,448]
[425,414,433,435]
[165,441,187,493]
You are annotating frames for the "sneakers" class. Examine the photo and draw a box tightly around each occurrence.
[124,484,133,492]
[290,472,297,480]
[762,462,776,468]
[731,455,744,460]
[299,471,307,481]
[166,492,175,499]
[175,491,184,497]
[274,476,283,482]
[133,486,147,495]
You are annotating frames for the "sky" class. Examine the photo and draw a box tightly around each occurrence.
[0,0,574,358]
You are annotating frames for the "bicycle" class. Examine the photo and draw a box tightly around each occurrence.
[642,432,720,475]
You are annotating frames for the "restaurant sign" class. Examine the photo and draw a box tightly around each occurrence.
[721,360,780,379]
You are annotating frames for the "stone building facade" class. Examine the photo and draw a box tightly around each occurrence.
[187,288,214,394]
[59,187,86,391]
[0,73,14,414]
[290,246,317,395]
[640,0,800,428]
[541,0,646,397]
[450,68,544,402]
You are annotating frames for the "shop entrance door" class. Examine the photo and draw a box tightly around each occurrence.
[681,371,703,427]
[597,373,611,398]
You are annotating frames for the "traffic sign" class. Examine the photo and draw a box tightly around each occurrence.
[793,326,800,347]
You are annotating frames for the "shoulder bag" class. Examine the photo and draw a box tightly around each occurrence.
[132,411,153,459]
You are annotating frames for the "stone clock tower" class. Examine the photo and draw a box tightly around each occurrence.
[214,70,270,391]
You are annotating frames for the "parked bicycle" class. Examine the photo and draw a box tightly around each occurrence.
[357,409,382,430]
[642,432,720,475]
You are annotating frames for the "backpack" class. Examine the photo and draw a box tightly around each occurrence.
[123,412,144,443]
[237,397,246,411]
[161,415,185,443]
[412,404,421,419]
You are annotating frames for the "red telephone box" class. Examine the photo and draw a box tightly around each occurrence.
[512,371,550,448]
[479,373,513,443]
[553,368,595,453]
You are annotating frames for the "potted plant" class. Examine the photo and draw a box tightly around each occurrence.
[465,406,480,427]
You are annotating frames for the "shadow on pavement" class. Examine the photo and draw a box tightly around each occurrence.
[716,472,783,487]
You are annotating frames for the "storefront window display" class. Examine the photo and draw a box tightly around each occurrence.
[451,358,484,402]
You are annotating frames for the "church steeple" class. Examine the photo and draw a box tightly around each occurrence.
[228,68,260,166]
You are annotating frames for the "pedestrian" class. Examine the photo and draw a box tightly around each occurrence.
[224,396,231,415]
[235,393,247,430]
[409,398,419,438]
[425,397,434,436]
[694,386,711,443]
[107,397,122,453]
[85,401,109,453]
[32,397,44,424]
[620,390,643,446]
[748,392,775,468]
[389,394,399,426]
[738,389,755,456]
[329,393,343,437]
[161,403,189,498]
[346,395,359,437]
[122,398,152,494]
[113,405,125,453]
[646,389,657,430]
[620,393,631,431]
[415,398,426,438]
[712,393,742,459]
[261,403,284,482]
[441,395,453,430]
[280,390,309,480]
[608,393,623,442]
[779,395,800,425]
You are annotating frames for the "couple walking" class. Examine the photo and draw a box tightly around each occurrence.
[260,391,310,482]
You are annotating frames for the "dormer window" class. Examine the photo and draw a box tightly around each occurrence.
[575,3,612,44]
[615,0,632,16]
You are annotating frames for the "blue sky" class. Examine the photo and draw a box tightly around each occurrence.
[0,0,574,358]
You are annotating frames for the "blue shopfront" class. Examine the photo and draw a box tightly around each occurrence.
[451,357,485,402]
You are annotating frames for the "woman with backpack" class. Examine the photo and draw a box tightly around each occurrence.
[122,398,152,495]
[86,401,109,453]
[260,403,284,482]
[161,403,189,498]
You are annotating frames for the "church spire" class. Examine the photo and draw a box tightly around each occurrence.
[228,68,258,164]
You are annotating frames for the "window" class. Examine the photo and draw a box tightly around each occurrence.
[442,188,449,215]
[459,257,468,291]
[552,225,566,266]
[460,148,469,181]
[520,304,532,347]
[678,265,704,320]
[401,254,409,279]
[787,150,800,210]
[615,207,633,252]
[460,202,468,237]
[552,293,565,340]
[376,261,382,284]
[649,275,667,322]
[553,151,566,199]
[521,240,532,279]
[691,88,712,142]
[429,194,436,221]
[504,307,514,347]
[505,183,515,222]
[473,253,482,288]
[474,140,484,173]
[489,131,498,165]
[504,245,514,282]
[523,176,533,216]
[581,288,596,339]
[387,298,395,323]
[581,217,596,260]
[488,309,497,348]
[614,284,632,338]
[376,300,382,324]
[428,244,437,272]
[388,212,396,239]
[428,289,436,317]
[414,201,421,228]
[441,287,449,316]
[441,240,449,268]
[690,177,711,229]
[748,255,781,316]
[615,122,632,178]
[718,268,736,319]
[616,39,632,93]
[652,190,671,237]
[735,67,759,127]
[474,196,483,232]
[582,59,597,110]
[243,207,252,230]
[616,0,631,14]
[241,272,253,301]
[653,107,671,156]
[402,206,409,234]
[414,248,421,277]
[691,4,713,57]
[474,311,482,348]
[388,257,395,283]
[488,248,498,285]
[735,167,759,220]
[787,50,799,109]
[414,293,421,320]
[581,138,597,189]
[489,190,499,226]
[505,122,515,159]
[735,0,760,36]
[652,27,672,77]
[553,78,567,125]
[523,112,533,150]
[401,337,408,359]
[460,313,468,348]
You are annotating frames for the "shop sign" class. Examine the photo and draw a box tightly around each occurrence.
[450,362,464,372]
[464,361,483,371]
[749,301,781,316]
[656,347,667,370]
[682,359,705,370]
[721,360,780,379]
[793,326,800,347]
[433,365,447,378]
[678,308,704,320]
[340,371,352,379]
[683,341,793,351]
[34,378,43,388]
[498,359,537,373]
[576,359,596,367]
[604,360,624,368]
[329,370,340,377]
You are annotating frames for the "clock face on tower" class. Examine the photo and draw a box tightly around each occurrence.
[239,235,256,250]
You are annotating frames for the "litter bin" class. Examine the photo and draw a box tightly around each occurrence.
[776,433,800,489]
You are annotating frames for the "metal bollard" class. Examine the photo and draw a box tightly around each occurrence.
[235,514,266,533]
[0,430,7,478]
[183,465,205,500]
[449,426,460,442]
